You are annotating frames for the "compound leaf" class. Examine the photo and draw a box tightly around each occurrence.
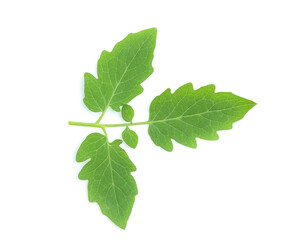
[148,83,256,151]
[83,28,157,113]
[121,104,134,122]
[70,28,257,230]
[122,127,138,148]
[76,133,138,229]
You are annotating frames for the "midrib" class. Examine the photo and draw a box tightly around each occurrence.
[103,36,150,112]
[150,103,253,124]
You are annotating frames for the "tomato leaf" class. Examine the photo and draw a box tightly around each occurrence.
[69,28,256,229]
[148,83,256,151]
[121,104,134,122]
[76,133,137,229]
[122,127,138,148]
[83,28,157,112]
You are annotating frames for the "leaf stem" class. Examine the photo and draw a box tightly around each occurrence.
[68,121,150,128]
[95,109,107,124]
[101,127,109,142]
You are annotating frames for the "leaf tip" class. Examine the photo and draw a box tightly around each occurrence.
[84,72,96,80]
[144,27,157,35]
[111,105,121,112]
[208,84,216,92]
[111,139,123,146]
[118,222,127,230]
[83,72,90,78]
[163,140,173,152]
[150,27,157,34]
[244,98,257,112]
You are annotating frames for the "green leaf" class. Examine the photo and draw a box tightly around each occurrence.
[121,104,134,122]
[148,83,256,152]
[69,28,257,229]
[83,28,157,113]
[76,133,138,229]
[122,127,138,149]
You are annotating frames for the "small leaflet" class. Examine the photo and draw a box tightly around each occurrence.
[122,127,138,149]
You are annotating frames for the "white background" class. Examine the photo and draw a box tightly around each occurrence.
[1,0,286,239]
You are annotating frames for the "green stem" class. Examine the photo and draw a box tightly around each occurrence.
[101,127,109,142]
[95,108,107,124]
[68,120,150,128]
